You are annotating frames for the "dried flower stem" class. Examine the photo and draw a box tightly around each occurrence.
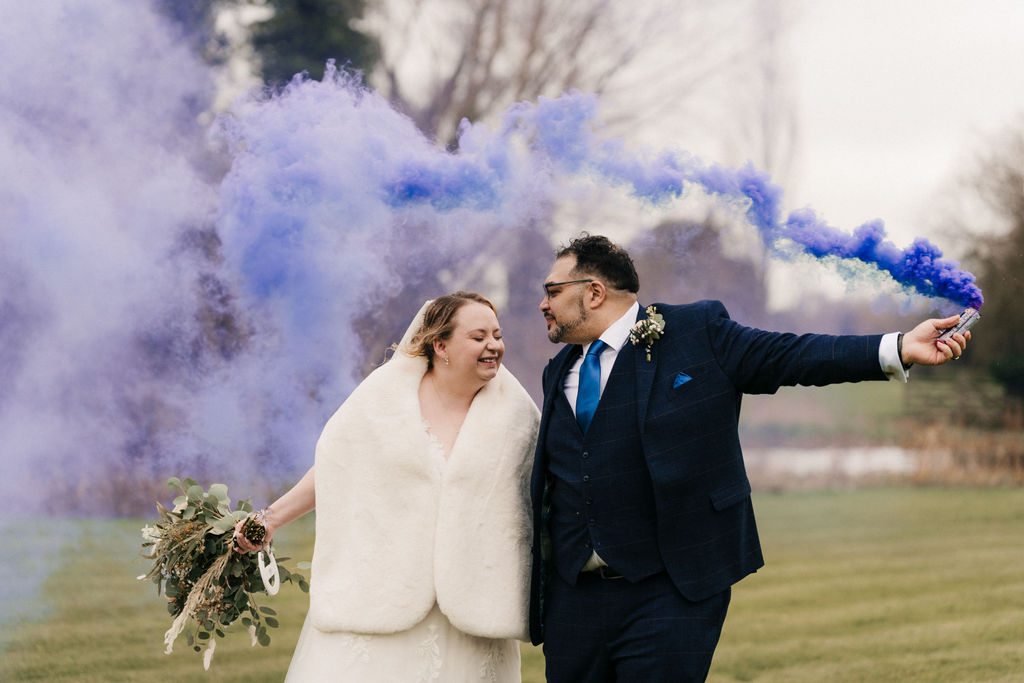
[163,551,231,654]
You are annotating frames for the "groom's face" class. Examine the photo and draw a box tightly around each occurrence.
[540,256,591,344]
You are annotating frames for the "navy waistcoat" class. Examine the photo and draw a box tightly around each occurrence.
[545,345,664,583]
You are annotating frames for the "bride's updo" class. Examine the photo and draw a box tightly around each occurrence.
[405,291,497,371]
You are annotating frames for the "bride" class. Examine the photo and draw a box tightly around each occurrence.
[233,291,540,682]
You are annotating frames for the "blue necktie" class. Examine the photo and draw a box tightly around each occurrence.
[576,340,607,433]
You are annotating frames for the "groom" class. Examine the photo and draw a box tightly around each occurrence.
[528,234,970,682]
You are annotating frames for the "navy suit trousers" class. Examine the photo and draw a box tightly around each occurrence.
[543,570,731,683]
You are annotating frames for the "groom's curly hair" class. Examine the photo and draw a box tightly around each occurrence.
[557,233,640,293]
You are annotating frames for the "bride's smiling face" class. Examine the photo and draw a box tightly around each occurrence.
[436,301,504,383]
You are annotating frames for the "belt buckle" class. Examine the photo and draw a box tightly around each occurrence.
[597,566,624,580]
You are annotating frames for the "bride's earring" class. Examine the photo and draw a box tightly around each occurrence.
[444,354,449,366]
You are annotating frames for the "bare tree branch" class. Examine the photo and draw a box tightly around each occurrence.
[362,0,775,146]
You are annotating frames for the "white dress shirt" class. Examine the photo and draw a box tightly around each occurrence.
[562,302,641,413]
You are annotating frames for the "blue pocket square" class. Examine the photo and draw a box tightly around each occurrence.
[673,372,692,388]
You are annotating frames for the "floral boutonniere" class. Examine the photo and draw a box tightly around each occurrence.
[629,305,666,362]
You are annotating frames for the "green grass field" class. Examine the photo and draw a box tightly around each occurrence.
[2,487,1022,682]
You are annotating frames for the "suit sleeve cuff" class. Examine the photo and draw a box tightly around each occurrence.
[879,332,909,383]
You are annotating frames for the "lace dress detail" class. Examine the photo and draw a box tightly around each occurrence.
[416,623,442,681]
[338,634,372,667]
[285,603,520,682]
[421,417,452,461]
[283,422,520,682]
[478,636,510,683]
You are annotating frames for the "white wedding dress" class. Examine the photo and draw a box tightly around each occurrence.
[284,424,522,682]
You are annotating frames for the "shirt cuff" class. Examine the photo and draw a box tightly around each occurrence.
[879,332,909,383]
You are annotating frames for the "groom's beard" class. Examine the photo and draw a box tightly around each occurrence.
[548,293,588,343]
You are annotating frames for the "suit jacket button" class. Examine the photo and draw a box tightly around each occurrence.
[582,475,590,482]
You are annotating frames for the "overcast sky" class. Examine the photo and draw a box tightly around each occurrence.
[786,0,1024,246]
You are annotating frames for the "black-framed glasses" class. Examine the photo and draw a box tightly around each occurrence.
[542,279,594,298]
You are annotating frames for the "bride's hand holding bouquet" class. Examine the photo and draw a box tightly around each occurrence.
[233,505,276,554]
[138,477,308,669]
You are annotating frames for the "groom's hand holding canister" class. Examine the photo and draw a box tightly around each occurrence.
[900,312,972,366]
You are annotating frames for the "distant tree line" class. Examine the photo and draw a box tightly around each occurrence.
[958,124,1024,407]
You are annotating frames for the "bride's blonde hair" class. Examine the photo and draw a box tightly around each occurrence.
[404,291,497,371]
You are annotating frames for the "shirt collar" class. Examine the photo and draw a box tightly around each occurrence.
[581,301,640,355]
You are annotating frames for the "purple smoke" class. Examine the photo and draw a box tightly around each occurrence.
[0,3,983,526]
[389,93,983,310]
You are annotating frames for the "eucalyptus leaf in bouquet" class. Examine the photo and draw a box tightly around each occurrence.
[139,477,308,669]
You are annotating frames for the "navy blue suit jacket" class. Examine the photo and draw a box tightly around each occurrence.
[528,300,887,644]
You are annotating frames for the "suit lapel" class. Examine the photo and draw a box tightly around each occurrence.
[633,304,658,434]
[532,344,582,499]
[538,345,582,441]
[531,343,581,605]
